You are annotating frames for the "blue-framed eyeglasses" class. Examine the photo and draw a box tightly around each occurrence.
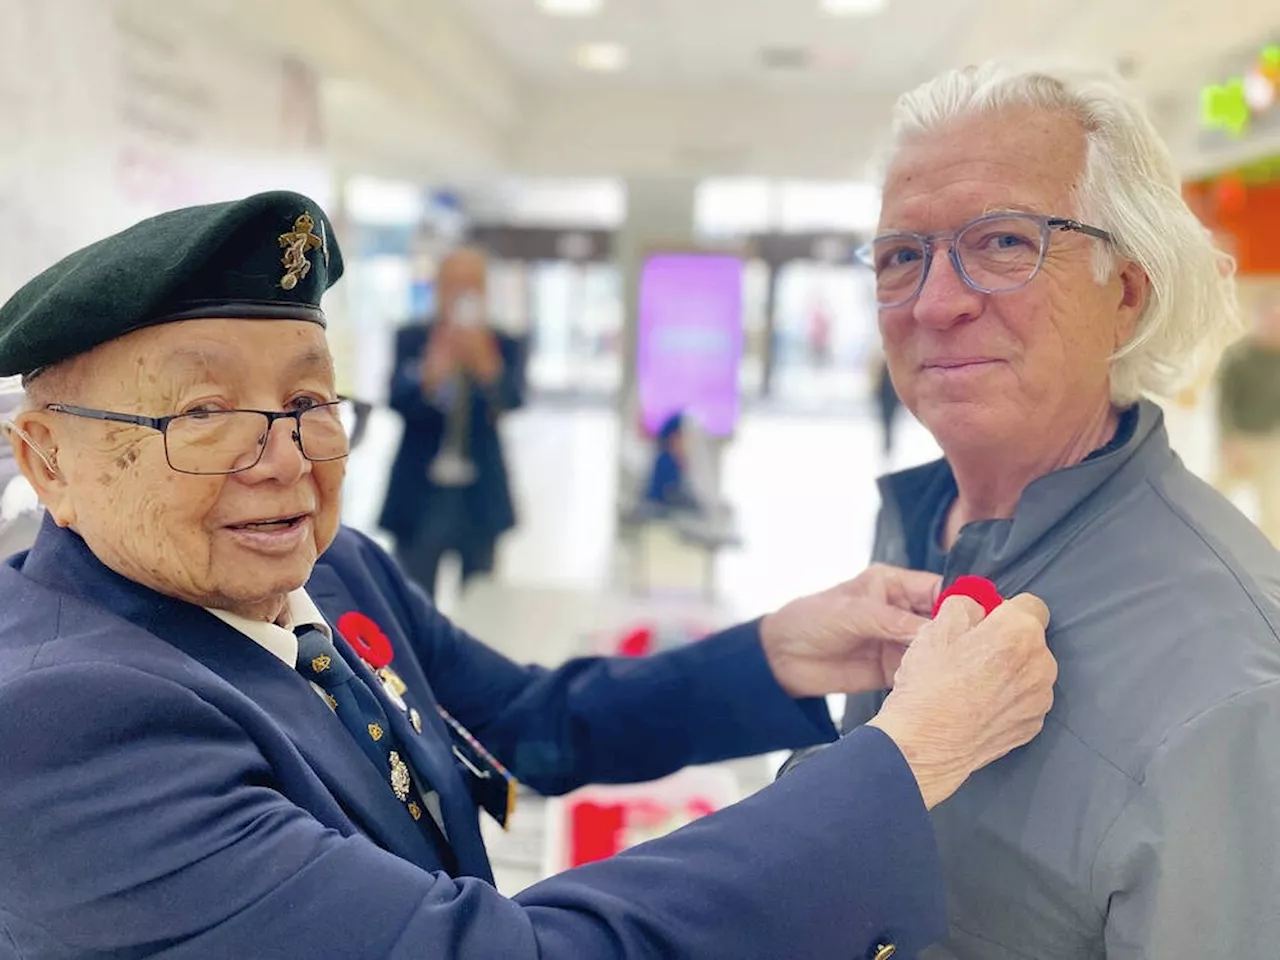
[855,211,1114,308]
[45,399,356,475]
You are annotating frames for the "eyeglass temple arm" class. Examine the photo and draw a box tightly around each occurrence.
[47,404,168,432]
[1049,218,1113,243]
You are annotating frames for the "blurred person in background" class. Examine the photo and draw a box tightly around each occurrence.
[642,411,702,514]
[379,247,524,601]
[808,300,833,366]
[826,61,1280,958]
[0,190,1062,959]
[869,348,904,460]
[1214,289,1280,545]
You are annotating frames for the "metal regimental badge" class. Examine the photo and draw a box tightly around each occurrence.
[378,666,408,697]
[278,212,324,290]
[377,666,408,712]
[389,751,411,802]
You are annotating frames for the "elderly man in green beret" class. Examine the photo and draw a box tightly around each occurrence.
[0,189,1057,959]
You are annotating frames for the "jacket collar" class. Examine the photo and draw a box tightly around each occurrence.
[877,400,1170,592]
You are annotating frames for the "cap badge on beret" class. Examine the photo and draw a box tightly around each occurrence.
[278,212,327,291]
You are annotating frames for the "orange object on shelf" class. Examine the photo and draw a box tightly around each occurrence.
[1184,165,1280,276]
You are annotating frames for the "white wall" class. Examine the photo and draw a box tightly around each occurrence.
[0,0,333,306]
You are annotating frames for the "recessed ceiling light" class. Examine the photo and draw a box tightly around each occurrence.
[759,46,811,71]
[538,0,602,15]
[575,42,628,72]
[820,0,888,15]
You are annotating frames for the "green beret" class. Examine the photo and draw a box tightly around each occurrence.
[0,190,344,378]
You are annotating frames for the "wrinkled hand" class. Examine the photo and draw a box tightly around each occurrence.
[868,593,1057,809]
[760,564,942,699]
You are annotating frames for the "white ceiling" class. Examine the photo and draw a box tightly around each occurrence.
[175,0,1280,185]
[450,0,988,93]
[451,0,1277,96]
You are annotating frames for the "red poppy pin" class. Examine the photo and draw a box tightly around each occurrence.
[336,611,395,669]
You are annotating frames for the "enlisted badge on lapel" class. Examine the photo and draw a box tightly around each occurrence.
[376,666,408,712]
[437,706,519,830]
[277,212,324,290]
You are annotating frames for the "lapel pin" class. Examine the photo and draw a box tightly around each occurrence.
[388,751,411,803]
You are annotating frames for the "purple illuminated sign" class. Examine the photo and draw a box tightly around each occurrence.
[636,253,743,437]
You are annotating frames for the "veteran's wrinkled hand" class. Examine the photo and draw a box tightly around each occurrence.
[760,564,942,698]
[868,593,1057,809]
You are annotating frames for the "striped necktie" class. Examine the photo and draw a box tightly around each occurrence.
[294,626,457,872]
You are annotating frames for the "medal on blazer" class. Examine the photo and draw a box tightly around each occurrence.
[436,705,519,830]
[388,751,412,802]
[376,666,409,712]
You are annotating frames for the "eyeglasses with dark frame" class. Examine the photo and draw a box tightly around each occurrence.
[45,398,355,476]
[855,211,1115,308]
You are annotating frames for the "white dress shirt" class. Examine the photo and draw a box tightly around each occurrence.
[206,588,331,671]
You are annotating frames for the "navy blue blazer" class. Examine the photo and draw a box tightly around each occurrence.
[0,517,945,959]
[378,322,525,544]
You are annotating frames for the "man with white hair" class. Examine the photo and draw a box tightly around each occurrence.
[830,62,1280,957]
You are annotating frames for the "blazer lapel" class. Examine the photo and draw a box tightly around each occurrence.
[148,608,446,871]
[22,521,442,871]
[308,565,495,882]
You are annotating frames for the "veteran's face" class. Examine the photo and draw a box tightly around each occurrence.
[877,107,1141,455]
[26,319,345,620]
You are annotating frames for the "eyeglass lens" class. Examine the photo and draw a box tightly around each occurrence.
[164,402,354,475]
[871,214,1046,306]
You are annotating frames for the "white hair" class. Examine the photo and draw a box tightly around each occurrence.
[882,60,1241,404]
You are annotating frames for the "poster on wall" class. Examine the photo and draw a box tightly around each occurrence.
[0,0,332,305]
[110,7,331,224]
[636,252,744,438]
[0,0,121,303]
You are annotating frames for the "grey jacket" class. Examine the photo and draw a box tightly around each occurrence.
[841,400,1280,959]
